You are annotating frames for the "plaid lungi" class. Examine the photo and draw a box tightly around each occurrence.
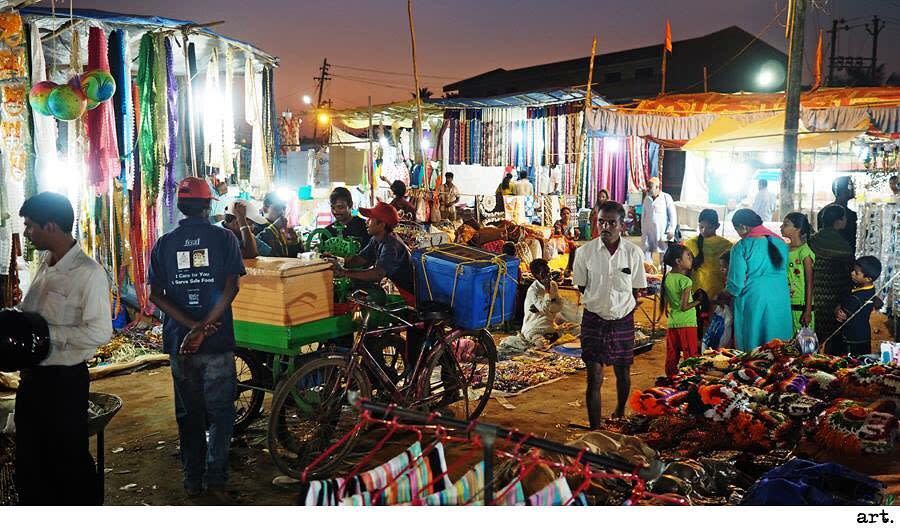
[581,310,635,366]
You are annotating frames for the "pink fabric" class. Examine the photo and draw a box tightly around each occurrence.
[746,225,782,240]
[85,27,120,192]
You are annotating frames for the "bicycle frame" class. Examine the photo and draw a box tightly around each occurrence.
[344,304,450,407]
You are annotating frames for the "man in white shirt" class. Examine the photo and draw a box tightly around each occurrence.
[15,192,112,505]
[514,170,534,196]
[641,178,677,262]
[751,179,777,222]
[574,201,647,427]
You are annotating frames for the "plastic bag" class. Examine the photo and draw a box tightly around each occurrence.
[796,326,819,355]
[702,305,734,351]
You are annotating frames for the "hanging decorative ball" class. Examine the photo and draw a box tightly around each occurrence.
[48,78,88,121]
[28,80,57,116]
[80,69,116,103]
[85,98,101,111]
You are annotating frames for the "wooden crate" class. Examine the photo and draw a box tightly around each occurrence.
[232,257,334,327]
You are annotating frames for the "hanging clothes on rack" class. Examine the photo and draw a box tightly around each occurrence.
[222,47,236,177]
[108,28,134,190]
[84,26,120,194]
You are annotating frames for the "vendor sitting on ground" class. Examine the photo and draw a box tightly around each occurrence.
[522,259,581,344]
[332,202,416,305]
[326,186,371,248]
[254,192,302,257]
[221,199,270,258]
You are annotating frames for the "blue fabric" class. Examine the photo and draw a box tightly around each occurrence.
[148,218,246,355]
[742,458,883,506]
[649,142,660,178]
[169,352,237,489]
[726,236,793,352]
[359,233,414,294]
[108,29,131,187]
[702,312,726,350]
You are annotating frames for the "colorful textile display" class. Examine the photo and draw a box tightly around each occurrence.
[163,37,177,220]
[136,33,160,200]
[84,27,120,193]
[108,29,134,190]
[0,12,28,276]
[628,339,899,459]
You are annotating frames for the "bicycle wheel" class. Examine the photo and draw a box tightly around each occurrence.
[233,350,265,434]
[363,332,408,385]
[418,329,497,421]
[267,352,371,479]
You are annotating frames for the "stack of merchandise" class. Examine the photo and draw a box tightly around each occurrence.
[621,340,899,460]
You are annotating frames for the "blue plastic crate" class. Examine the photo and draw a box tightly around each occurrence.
[412,244,520,330]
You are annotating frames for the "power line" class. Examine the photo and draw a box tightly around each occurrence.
[331,64,457,80]
[330,73,415,92]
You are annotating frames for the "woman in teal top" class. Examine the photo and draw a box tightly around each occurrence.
[726,209,793,352]
[781,212,815,334]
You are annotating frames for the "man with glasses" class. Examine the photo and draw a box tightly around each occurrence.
[573,201,647,428]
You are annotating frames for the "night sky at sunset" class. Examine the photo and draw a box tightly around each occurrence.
[75,0,900,112]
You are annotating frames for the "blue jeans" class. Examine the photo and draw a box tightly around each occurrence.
[169,352,236,490]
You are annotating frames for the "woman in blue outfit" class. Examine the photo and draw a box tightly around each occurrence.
[726,209,793,352]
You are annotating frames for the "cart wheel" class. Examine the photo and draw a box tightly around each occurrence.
[419,329,496,421]
[234,350,265,434]
[267,351,371,479]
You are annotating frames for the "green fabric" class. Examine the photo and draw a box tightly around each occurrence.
[137,33,159,200]
[664,272,697,328]
[788,243,816,334]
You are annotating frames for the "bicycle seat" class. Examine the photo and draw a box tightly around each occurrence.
[417,300,453,322]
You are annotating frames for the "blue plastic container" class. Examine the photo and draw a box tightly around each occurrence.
[411,244,520,330]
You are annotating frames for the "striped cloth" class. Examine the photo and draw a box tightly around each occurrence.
[581,310,635,366]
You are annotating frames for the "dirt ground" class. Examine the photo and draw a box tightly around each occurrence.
[4,311,896,506]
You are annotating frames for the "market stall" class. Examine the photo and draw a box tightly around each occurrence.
[0,7,279,320]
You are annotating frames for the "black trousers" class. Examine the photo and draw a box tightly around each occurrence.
[15,363,98,505]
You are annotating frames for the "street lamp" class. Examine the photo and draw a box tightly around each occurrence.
[317,111,330,126]
[756,68,776,89]
[302,95,312,105]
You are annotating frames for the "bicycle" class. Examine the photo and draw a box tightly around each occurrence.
[266,290,497,479]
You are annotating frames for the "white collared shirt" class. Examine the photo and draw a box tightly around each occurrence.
[573,237,647,320]
[19,243,112,366]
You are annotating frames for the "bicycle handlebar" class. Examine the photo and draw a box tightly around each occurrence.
[346,291,412,318]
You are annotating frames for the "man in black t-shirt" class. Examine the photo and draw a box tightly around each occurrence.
[817,176,858,254]
[148,177,246,502]
[334,202,415,305]
[326,186,370,248]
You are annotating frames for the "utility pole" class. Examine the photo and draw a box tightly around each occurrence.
[865,15,886,83]
[826,19,846,86]
[312,58,331,143]
[780,0,807,218]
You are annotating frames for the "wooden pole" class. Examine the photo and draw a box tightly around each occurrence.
[407,0,425,165]
[781,0,807,218]
[368,95,375,206]
[703,66,708,92]
[577,36,598,207]
[585,36,598,111]
[660,48,668,95]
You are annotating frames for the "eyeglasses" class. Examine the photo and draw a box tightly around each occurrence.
[596,219,620,228]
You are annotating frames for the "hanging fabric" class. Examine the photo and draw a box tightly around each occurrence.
[203,50,224,172]
[152,34,169,202]
[244,54,267,187]
[136,32,160,200]
[108,29,135,190]
[163,37,178,221]
[28,21,57,193]
[263,65,276,178]
[187,41,205,171]
[222,46,235,177]
[84,26,120,194]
